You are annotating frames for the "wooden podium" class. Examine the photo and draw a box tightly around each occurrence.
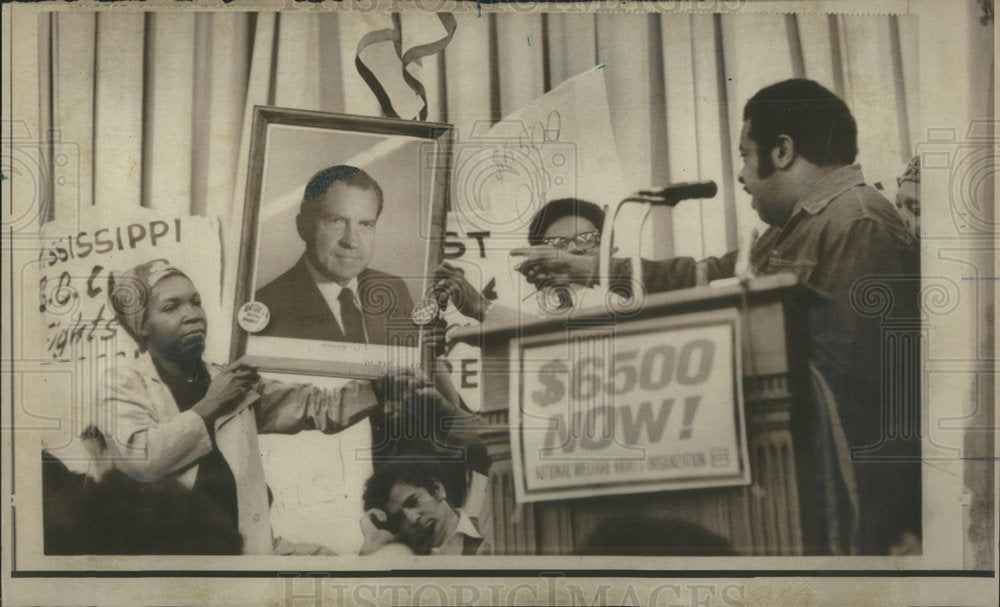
[452,273,839,556]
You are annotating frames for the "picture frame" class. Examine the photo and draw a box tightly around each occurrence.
[230,106,453,379]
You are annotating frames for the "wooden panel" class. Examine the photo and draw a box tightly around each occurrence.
[536,501,575,555]
[480,340,511,415]
[476,281,829,555]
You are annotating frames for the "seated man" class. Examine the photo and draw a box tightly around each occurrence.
[359,460,482,556]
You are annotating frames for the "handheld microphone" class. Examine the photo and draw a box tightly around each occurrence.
[636,180,718,206]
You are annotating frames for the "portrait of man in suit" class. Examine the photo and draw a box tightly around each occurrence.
[255,165,415,345]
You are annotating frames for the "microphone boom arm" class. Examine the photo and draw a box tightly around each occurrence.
[598,180,718,296]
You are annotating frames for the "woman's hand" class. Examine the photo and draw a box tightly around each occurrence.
[374,367,431,424]
[432,262,490,322]
[511,246,598,288]
[192,358,260,424]
[359,508,398,555]
[422,319,450,361]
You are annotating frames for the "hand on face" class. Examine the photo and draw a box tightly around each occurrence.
[512,214,601,290]
[374,367,433,425]
[359,507,400,555]
[385,481,450,554]
[299,182,380,285]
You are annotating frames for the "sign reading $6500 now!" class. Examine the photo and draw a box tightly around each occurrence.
[510,309,750,503]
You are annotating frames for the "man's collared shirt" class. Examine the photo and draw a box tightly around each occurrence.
[303,256,368,342]
[635,164,918,307]
[622,164,920,555]
[430,509,482,555]
[749,163,918,304]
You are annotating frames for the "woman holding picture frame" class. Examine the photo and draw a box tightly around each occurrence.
[100,258,449,555]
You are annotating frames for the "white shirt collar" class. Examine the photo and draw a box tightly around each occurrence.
[303,256,366,341]
[304,255,361,302]
[431,509,481,555]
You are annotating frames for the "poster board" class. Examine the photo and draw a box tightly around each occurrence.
[511,309,749,502]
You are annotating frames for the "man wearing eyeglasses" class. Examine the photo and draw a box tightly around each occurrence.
[434,198,616,321]
[255,165,415,345]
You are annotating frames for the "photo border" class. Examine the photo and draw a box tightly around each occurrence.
[230,105,454,379]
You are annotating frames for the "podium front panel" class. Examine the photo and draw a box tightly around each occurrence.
[465,277,829,556]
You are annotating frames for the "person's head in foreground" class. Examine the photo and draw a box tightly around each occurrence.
[297,164,384,286]
[361,460,463,555]
[895,155,920,238]
[576,514,737,556]
[738,78,858,227]
[527,197,606,254]
[109,259,207,361]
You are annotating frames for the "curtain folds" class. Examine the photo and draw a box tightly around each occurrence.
[40,10,919,263]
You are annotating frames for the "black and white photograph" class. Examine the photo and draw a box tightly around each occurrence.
[1,1,996,606]
[232,107,451,378]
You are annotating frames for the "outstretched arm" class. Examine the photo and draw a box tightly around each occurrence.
[255,376,378,434]
[511,246,737,296]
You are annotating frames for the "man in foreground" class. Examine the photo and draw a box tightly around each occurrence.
[517,79,921,555]
[359,460,482,556]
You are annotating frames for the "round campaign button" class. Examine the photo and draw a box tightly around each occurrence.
[411,298,440,326]
[238,301,270,333]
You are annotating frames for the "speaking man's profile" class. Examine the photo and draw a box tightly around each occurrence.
[255,165,415,345]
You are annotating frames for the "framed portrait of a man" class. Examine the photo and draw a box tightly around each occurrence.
[231,107,452,378]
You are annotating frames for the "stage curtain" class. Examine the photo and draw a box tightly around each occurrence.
[15,3,994,562]
[36,10,923,265]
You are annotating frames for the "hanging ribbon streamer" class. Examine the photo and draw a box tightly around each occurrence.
[355,13,457,121]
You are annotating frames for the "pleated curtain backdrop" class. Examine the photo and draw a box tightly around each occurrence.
[37,10,919,270]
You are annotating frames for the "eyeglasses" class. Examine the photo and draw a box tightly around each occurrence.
[541,230,601,251]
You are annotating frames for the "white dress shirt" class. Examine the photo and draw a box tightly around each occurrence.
[430,509,482,555]
[304,256,368,342]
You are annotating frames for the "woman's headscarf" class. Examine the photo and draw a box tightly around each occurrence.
[108,259,187,344]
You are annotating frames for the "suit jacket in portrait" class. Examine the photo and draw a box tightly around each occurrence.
[255,256,417,346]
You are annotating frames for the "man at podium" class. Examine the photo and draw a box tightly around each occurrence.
[515,79,921,555]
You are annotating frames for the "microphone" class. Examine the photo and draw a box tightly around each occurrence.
[636,180,718,206]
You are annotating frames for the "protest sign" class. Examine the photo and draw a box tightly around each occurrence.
[511,309,749,502]
[440,65,630,405]
[34,209,222,456]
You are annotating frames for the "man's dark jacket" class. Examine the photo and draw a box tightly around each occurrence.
[254,258,479,488]
[255,256,416,346]
[615,165,921,555]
